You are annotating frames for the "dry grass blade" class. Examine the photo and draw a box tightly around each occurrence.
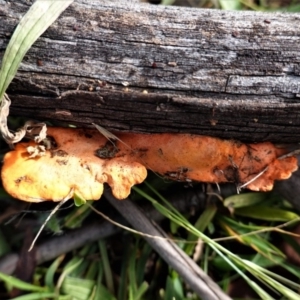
[28,193,72,252]
[0,0,74,100]
[104,189,231,300]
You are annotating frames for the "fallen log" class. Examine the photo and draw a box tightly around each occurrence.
[1,0,300,142]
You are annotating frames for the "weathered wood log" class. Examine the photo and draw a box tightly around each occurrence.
[1,0,300,142]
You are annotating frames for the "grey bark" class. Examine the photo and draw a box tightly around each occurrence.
[1,0,300,143]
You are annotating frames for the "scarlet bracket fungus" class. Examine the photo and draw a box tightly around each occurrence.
[2,128,147,202]
[1,127,298,202]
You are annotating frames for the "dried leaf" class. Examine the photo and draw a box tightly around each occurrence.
[0,94,47,148]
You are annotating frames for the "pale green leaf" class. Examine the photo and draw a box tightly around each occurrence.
[11,293,56,300]
[0,0,74,100]
[218,0,241,10]
[74,193,87,206]
[0,272,46,292]
[235,206,300,221]
[224,192,267,208]
[61,277,95,300]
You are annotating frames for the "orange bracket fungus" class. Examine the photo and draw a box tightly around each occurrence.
[1,126,298,202]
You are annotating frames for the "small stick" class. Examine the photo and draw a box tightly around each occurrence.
[28,190,73,252]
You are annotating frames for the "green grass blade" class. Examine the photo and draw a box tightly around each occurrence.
[128,246,138,298]
[133,186,276,298]
[94,284,116,300]
[235,206,300,221]
[134,281,149,300]
[64,201,93,229]
[117,244,130,300]
[0,0,73,100]
[61,277,95,300]
[0,272,46,293]
[243,260,300,299]
[10,293,57,300]
[0,229,10,256]
[45,255,66,291]
[136,243,152,287]
[93,262,117,300]
[85,260,98,281]
[143,182,187,220]
[223,192,267,208]
[219,217,286,259]
[218,0,242,10]
[185,205,217,255]
[70,245,97,277]
[257,267,300,289]
[56,258,83,294]
[99,240,115,295]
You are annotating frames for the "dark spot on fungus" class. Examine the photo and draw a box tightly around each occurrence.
[165,167,189,181]
[213,166,223,178]
[15,176,26,184]
[51,149,68,158]
[15,175,32,185]
[181,167,189,173]
[56,159,68,165]
[253,156,261,162]
[95,142,119,159]
[81,163,91,171]
[224,165,239,183]
[84,133,93,139]
[135,148,148,153]
[234,140,243,148]
[43,136,57,149]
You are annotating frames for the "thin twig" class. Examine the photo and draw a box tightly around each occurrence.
[104,189,231,300]
[0,185,206,274]
[238,166,269,191]
[28,190,73,252]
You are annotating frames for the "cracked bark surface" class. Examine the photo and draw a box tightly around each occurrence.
[1,0,300,142]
